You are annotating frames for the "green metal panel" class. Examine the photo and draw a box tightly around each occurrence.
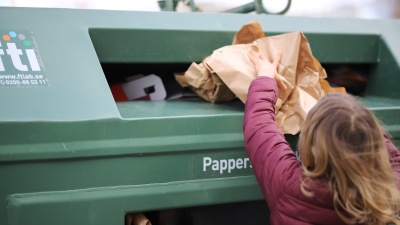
[0,7,400,225]
[7,177,261,225]
[90,29,380,64]
[89,29,236,63]
[367,39,400,98]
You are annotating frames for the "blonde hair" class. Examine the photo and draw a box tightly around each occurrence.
[299,93,400,225]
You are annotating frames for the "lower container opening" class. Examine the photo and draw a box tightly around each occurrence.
[125,200,270,225]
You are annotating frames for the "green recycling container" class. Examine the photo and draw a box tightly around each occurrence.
[0,7,399,225]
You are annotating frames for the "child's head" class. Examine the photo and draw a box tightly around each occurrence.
[299,93,386,177]
[298,93,400,225]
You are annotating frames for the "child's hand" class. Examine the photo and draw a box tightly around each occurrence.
[248,51,287,91]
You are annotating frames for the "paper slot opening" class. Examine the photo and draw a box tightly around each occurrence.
[101,62,200,102]
[89,28,399,105]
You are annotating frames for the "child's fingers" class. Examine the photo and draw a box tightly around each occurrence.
[248,52,259,64]
[276,74,287,91]
[278,79,287,91]
[248,53,256,65]
[273,51,282,69]
[258,53,267,60]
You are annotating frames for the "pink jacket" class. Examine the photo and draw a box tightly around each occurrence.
[243,77,400,225]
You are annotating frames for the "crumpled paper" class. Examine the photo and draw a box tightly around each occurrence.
[175,20,345,134]
[174,56,235,102]
[125,213,152,225]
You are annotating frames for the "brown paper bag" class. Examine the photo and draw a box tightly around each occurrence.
[125,213,152,225]
[231,20,345,96]
[232,20,265,45]
[206,31,338,134]
[176,21,345,134]
[175,56,236,102]
[174,20,265,103]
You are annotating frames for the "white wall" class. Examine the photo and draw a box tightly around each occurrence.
[1,0,398,19]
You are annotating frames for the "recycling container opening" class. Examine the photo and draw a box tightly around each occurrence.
[89,28,400,112]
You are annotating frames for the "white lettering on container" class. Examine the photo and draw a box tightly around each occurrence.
[203,156,252,174]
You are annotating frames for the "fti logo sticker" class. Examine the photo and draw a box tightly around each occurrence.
[0,30,48,87]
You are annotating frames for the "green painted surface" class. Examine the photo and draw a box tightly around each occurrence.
[7,177,260,225]
[0,7,399,225]
[90,29,380,64]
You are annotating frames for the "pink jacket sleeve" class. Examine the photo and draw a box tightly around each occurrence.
[243,76,301,209]
[383,132,400,188]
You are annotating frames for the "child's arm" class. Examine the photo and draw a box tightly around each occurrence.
[382,132,400,187]
[243,76,300,209]
[383,132,400,163]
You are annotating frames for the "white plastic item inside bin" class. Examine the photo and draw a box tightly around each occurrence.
[122,74,167,100]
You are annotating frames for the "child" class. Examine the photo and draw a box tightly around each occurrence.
[244,52,400,225]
